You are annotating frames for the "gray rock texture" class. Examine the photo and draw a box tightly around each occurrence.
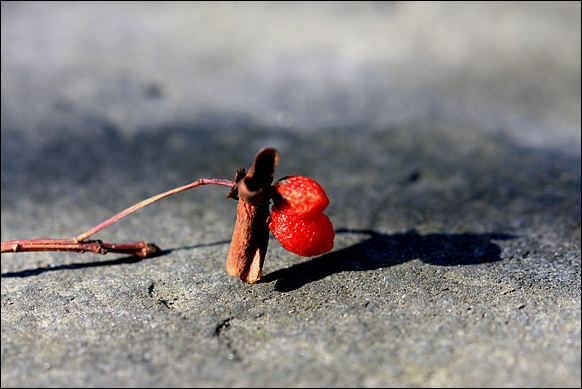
[1,2,580,387]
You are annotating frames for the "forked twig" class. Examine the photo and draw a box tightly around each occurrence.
[1,178,235,258]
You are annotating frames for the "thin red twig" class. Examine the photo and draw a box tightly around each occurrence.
[75,178,234,242]
[1,178,235,258]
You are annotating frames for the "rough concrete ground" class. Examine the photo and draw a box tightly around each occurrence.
[1,2,580,387]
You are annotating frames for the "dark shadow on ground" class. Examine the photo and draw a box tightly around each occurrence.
[260,229,515,292]
[0,240,232,278]
[0,252,161,278]
[165,240,231,253]
[2,231,513,286]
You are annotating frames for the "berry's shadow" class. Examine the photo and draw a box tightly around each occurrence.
[259,229,515,292]
[1,232,515,288]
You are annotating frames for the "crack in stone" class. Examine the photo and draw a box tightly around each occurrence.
[214,318,231,337]
[147,282,156,298]
[146,281,175,309]
[213,318,240,361]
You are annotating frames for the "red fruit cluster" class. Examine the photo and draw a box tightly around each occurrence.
[270,176,329,218]
[268,176,334,257]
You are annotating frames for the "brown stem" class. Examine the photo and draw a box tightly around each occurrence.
[226,148,279,283]
[1,239,160,258]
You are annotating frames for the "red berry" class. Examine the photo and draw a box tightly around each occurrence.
[271,176,329,218]
[269,206,334,257]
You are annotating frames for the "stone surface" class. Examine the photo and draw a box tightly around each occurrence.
[1,2,580,387]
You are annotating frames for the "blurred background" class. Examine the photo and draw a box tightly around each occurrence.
[2,2,579,150]
[2,1,580,240]
[1,2,580,387]
[2,1,579,221]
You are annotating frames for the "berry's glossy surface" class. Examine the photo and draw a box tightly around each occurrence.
[269,206,334,257]
[271,176,329,218]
